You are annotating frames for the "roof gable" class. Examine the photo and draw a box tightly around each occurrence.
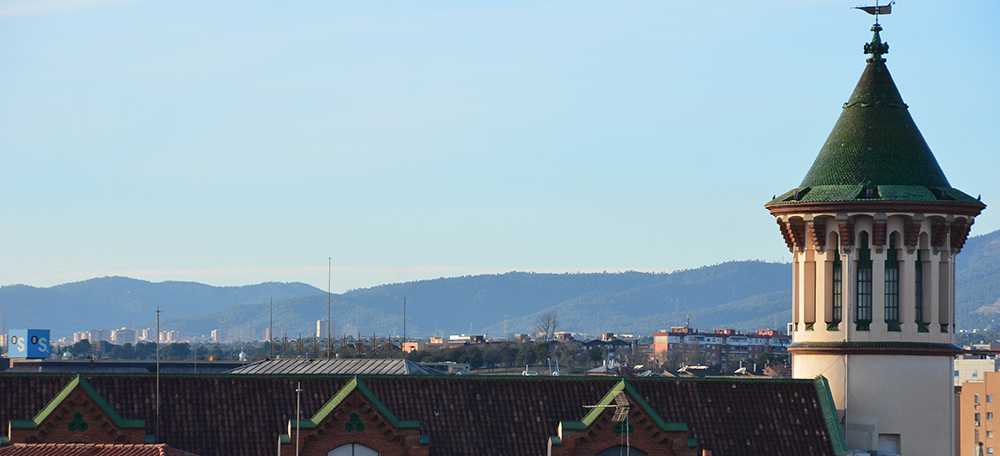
[6,375,148,445]
[551,379,696,456]
[279,376,427,455]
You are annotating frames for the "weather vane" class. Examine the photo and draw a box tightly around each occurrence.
[854,0,894,25]
[855,1,894,62]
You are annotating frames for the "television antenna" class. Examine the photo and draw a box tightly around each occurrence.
[584,390,631,423]
[584,391,632,452]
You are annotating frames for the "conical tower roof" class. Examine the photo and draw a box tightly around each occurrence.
[767,24,983,212]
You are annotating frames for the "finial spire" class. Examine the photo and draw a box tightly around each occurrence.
[864,23,889,63]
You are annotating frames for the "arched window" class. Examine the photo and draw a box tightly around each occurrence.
[884,233,900,324]
[856,232,872,328]
[328,443,379,456]
[596,445,649,456]
[915,250,924,324]
[832,249,842,324]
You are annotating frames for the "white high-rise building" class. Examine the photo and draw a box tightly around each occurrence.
[111,328,137,345]
[227,326,254,343]
[766,23,984,456]
[316,319,335,339]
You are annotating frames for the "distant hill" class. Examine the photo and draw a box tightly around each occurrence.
[5,226,1000,341]
[156,261,793,339]
[0,278,323,339]
[956,229,1000,329]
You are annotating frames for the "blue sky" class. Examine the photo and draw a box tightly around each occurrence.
[1,0,997,293]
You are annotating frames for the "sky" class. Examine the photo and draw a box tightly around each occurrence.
[1,0,998,294]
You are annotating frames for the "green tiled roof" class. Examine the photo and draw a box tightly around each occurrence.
[768,26,982,208]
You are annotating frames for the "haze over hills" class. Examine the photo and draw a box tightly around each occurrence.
[4,228,1000,341]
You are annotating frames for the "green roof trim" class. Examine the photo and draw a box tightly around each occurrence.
[145,434,155,444]
[557,379,688,435]
[813,376,850,456]
[550,436,562,445]
[687,438,698,448]
[767,185,981,206]
[9,375,145,430]
[419,435,429,445]
[288,376,419,431]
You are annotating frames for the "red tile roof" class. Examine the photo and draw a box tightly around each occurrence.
[0,374,842,456]
[0,443,197,456]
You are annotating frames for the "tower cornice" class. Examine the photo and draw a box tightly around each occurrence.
[788,341,961,357]
[766,200,985,218]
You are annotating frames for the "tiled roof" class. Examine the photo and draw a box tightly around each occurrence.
[0,443,197,456]
[225,358,444,375]
[767,26,983,209]
[0,374,843,456]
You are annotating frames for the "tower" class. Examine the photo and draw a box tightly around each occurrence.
[765,22,985,456]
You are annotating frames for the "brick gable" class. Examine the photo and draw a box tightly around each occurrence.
[550,380,696,456]
[6,376,147,446]
[279,377,428,456]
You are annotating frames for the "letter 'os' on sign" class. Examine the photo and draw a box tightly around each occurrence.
[8,329,50,359]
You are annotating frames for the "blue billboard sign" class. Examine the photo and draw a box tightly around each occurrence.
[8,329,51,359]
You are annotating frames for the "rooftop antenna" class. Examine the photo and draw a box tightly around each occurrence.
[269,296,273,359]
[155,307,162,443]
[584,391,632,451]
[295,382,302,456]
[327,258,332,359]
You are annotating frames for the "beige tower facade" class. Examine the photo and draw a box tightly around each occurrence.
[766,24,985,456]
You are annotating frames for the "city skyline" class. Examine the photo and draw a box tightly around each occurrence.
[2,0,997,293]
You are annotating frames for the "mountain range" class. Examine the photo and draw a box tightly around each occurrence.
[3,228,1000,341]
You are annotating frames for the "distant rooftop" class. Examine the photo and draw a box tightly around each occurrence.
[225,358,445,375]
[0,359,244,374]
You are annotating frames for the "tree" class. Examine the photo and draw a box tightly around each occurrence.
[534,311,559,341]
[662,343,709,374]
[613,344,648,367]
[553,341,590,373]
[160,343,191,360]
[70,339,92,357]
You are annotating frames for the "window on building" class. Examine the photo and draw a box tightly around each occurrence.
[832,249,842,323]
[977,394,981,404]
[989,412,994,420]
[975,371,980,378]
[989,447,994,455]
[956,370,961,377]
[598,446,648,456]
[976,413,981,423]
[328,443,379,456]
[856,232,873,323]
[884,233,900,322]
[915,250,924,323]
[988,431,994,439]
[989,395,994,403]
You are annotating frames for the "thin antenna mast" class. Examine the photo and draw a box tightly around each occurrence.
[269,296,274,359]
[295,382,302,456]
[403,295,407,343]
[155,307,162,443]
[327,258,332,359]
